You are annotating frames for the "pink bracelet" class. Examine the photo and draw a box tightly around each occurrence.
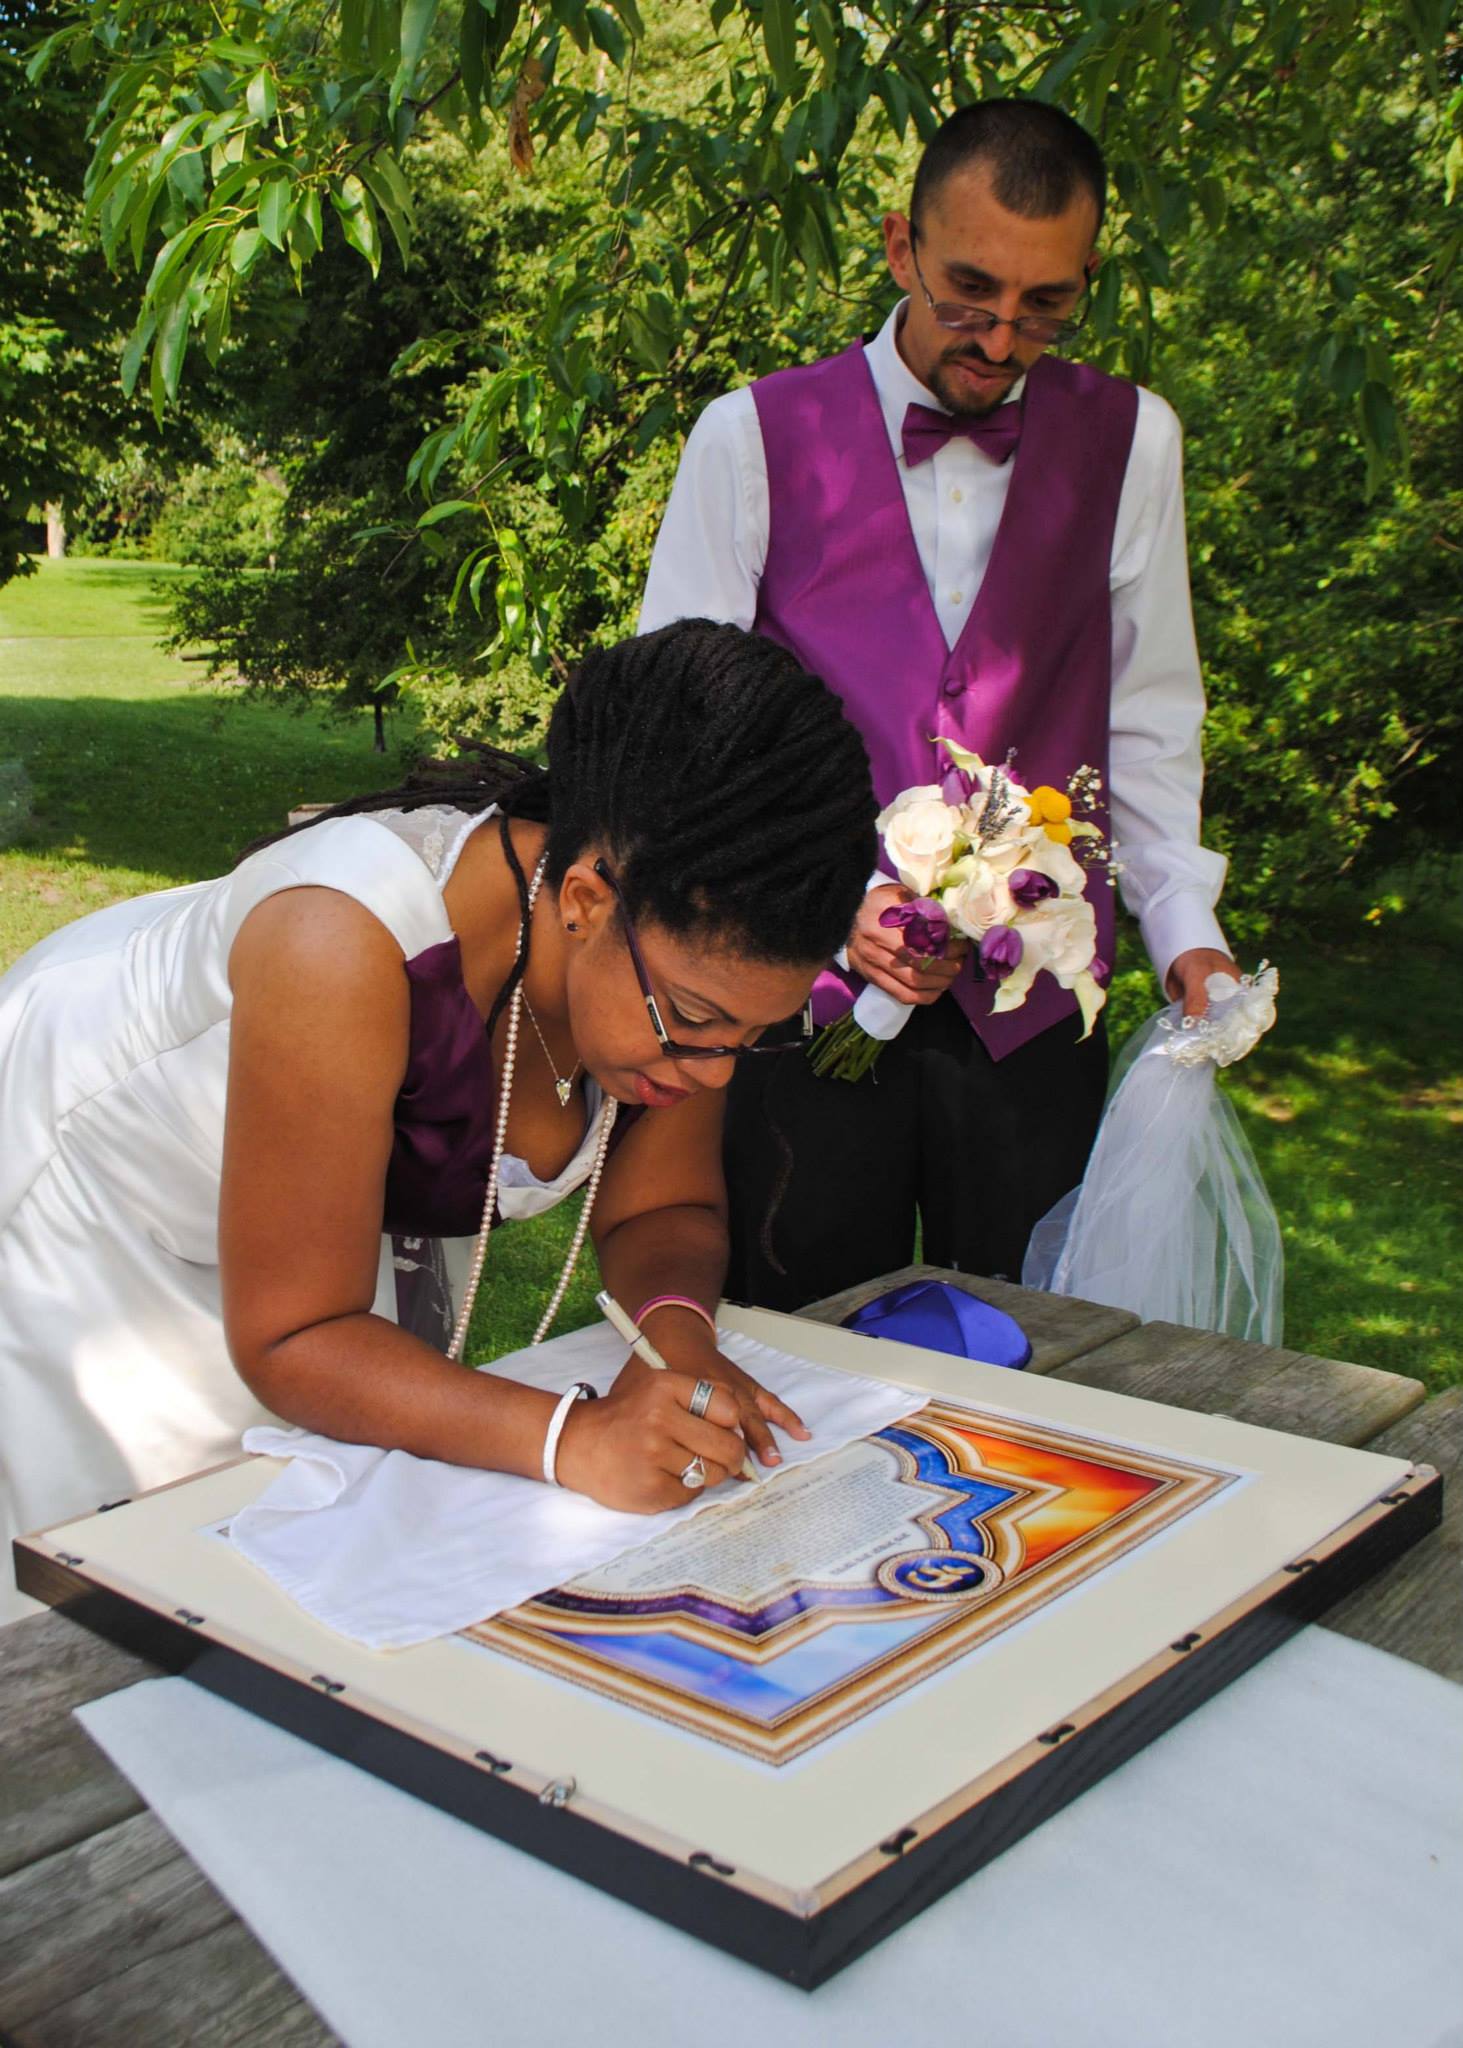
[635,1294,718,1337]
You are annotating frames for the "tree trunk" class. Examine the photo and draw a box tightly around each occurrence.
[373,703,386,753]
[44,504,66,558]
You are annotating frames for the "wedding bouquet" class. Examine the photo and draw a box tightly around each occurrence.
[810,739,1114,1083]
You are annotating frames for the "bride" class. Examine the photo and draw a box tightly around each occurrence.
[0,620,878,1621]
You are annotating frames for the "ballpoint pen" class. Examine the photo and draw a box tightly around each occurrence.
[594,1288,759,1482]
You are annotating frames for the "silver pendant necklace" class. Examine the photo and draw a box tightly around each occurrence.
[521,988,581,1109]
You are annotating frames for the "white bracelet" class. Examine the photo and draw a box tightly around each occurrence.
[542,1382,595,1487]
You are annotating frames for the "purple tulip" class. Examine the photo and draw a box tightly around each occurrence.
[940,762,976,807]
[1092,956,1111,988]
[1009,867,1060,909]
[978,925,1024,980]
[878,897,951,958]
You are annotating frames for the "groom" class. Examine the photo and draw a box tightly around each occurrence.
[640,97,1237,1309]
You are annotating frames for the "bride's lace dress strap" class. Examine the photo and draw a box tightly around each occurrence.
[371,804,496,883]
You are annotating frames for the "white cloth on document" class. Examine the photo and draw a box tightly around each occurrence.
[231,1321,926,1648]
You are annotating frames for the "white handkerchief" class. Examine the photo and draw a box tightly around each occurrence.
[231,1323,924,1649]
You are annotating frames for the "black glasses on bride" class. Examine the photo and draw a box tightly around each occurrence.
[593,859,814,1062]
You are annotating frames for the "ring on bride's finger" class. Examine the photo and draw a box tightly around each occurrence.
[679,1456,707,1491]
[688,1378,716,1419]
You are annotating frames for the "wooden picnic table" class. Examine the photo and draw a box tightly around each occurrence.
[2,1267,1458,2046]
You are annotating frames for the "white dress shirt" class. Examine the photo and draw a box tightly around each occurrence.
[639,302,1229,984]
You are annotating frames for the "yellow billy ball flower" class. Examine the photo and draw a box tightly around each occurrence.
[1044,821,1074,844]
[1028,785,1072,822]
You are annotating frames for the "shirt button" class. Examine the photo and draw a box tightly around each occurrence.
[942,676,965,698]
[951,486,964,503]
[950,589,964,606]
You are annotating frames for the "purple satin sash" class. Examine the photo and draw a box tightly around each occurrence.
[843,1279,1032,1369]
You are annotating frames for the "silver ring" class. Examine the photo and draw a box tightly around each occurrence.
[688,1378,716,1419]
[679,1456,707,1491]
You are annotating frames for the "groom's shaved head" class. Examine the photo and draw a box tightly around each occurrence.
[911,99,1107,237]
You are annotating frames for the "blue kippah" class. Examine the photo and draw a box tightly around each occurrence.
[842,1278,1032,1369]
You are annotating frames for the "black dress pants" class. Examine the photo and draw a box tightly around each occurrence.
[723,997,1108,1312]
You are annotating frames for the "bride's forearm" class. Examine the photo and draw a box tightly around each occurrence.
[235,1313,558,1474]
[593,1202,729,1335]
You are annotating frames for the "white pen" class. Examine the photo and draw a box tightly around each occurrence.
[595,1288,758,1481]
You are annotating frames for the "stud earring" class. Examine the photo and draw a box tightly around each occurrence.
[565,921,580,933]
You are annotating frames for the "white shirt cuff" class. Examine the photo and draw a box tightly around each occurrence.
[1137,888,1231,990]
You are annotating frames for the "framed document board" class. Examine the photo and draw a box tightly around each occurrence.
[15,1306,1440,1988]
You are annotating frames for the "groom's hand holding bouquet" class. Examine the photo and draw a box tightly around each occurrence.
[813,740,1115,1084]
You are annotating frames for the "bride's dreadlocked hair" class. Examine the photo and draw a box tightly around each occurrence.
[249,619,877,969]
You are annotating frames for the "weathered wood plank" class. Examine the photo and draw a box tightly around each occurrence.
[1052,1319,1426,1446]
[796,1263,1139,1374]
[1322,1387,1463,1681]
[0,1809,336,2047]
[0,1610,157,1880]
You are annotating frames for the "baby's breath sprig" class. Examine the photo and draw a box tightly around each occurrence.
[1067,764,1104,814]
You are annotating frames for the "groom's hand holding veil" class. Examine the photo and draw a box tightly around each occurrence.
[1166,947,1242,1018]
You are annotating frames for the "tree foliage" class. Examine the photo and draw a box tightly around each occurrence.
[1,0,136,580]
[18,0,1463,922]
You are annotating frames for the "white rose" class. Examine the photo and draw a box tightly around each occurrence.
[942,852,1016,939]
[876,786,963,896]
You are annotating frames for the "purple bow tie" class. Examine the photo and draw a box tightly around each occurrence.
[901,399,1022,469]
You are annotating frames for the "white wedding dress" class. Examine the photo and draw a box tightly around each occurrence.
[0,806,605,1623]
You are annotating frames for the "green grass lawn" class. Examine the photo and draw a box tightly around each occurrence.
[2,557,1459,1386]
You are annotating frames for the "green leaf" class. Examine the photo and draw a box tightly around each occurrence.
[809,1,837,77]
[120,314,157,398]
[204,273,234,362]
[586,6,626,64]
[300,187,324,254]
[1196,176,1227,233]
[460,0,488,112]
[400,0,440,74]
[168,149,205,210]
[762,0,797,95]
[496,573,527,646]
[229,225,265,273]
[1031,26,1102,102]
[359,162,414,265]
[391,0,439,109]
[416,498,476,526]
[634,394,676,454]
[1090,252,1121,338]
[1446,135,1463,209]
[246,69,278,124]
[1360,379,1399,458]
[152,287,192,417]
[332,176,382,273]
[257,175,295,250]
[1331,340,1365,401]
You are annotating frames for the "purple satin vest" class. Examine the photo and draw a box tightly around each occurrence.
[751,342,1138,1058]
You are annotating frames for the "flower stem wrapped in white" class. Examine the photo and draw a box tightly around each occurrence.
[1023,966,1283,1341]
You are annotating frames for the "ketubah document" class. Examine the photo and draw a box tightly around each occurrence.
[464,1399,1242,1764]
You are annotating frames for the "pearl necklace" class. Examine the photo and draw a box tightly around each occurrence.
[446,853,619,1362]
